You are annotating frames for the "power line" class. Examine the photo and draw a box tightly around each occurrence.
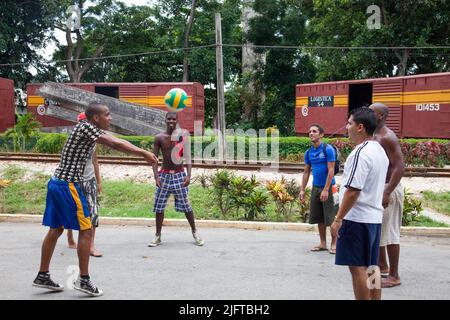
[1,43,449,67]
[226,44,450,50]
[0,44,216,67]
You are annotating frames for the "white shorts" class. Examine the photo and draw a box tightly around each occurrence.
[380,183,404,246]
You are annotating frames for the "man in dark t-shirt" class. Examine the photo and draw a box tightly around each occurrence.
[32,103,158,297]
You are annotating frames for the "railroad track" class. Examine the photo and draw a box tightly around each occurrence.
[1,152,449,178]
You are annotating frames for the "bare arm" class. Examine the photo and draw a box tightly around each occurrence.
[184,136,192,186]
[152,136,161,187]
[299,164,311,203]
[382,136,405,207]
[320,162,335,202]
[96,134,158,165]
[331,187,361,238]
[93,147,101,193]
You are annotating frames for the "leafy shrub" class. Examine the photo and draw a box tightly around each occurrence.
[208,170,234,218]
[402,188,424,226]
[207,171,269,221]
[1,132,448,167]
[34,134,67,154]
[408,141,447,167]
[266,178,302,222]
[228,175,268,221]
[283,152,304,162]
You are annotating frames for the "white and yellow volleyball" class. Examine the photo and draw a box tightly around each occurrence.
[164,88,188,112]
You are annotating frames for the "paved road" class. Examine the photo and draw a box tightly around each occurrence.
[1,222,449,300]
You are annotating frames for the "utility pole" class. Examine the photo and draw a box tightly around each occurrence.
[215,13,226,162]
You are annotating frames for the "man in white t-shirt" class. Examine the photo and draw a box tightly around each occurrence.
[331,107,389,300]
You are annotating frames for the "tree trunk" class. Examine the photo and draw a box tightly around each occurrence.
[394,49,410,76]
[183,0,197,82]
[64,3,103,83]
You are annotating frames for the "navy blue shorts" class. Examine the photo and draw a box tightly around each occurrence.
[335,220,381,267]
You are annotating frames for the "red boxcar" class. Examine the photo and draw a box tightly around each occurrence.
[0,77,15,133]
[295,72,450,139]
[27,82,205,134]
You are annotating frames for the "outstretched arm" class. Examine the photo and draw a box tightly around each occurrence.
[96,134,158,165]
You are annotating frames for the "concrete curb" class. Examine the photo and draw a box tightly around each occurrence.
[1,214,450,236]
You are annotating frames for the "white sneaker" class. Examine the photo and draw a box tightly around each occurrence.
[192,232,204,246]
[73,276,103,297]
[148,234,162,247]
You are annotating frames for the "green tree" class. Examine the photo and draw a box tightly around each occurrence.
[245,0,316,135]
[307,0,450,79]
[0,0,56,87]
[49,0,125,82]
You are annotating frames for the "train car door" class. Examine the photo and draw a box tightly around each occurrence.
[348,83,373,113]
[95,86,119,98]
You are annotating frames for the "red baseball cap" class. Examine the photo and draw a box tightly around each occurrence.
[77,112,86,122]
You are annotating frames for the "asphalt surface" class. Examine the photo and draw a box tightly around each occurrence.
[1,222,450,300]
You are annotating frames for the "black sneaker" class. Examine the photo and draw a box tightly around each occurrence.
[73,276,103,297]
[32,273,64,291]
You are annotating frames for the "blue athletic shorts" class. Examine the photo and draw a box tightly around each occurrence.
[42,177,91,231]
[153,171,193,214]
[335,220,381,267]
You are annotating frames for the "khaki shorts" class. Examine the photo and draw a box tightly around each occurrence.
[309,186,338,226]
[380,183,404,246]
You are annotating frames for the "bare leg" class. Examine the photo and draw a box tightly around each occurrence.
[368,266,382,300]
[155,213,164,235]
[382,244,401,287]
[90,227,102,257]
[77,229,92,276]
[67,229,77,249]
[39,227,64,272]
[185,211,197,233]
[349,266,371,300]
[386,244,400,278]
[330,229,337,253]
[378,246,389,274]
[318,223,327,247]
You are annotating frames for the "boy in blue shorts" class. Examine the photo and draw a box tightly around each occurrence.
[148,112,204,247]
[331,108,389,300]
[32,103,158,297]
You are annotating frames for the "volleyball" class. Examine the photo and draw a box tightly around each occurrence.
[164,88,188,112]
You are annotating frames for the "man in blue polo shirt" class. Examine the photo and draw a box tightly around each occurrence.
[299,124,338,254]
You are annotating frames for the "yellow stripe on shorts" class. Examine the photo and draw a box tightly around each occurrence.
[69,183,91,231]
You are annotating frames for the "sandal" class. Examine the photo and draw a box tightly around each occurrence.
[310,246,328,252]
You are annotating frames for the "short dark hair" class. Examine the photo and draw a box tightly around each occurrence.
[350,107,377,135]
[85,103,106,120]
[165,112,177,119]
[310,124,324,134]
